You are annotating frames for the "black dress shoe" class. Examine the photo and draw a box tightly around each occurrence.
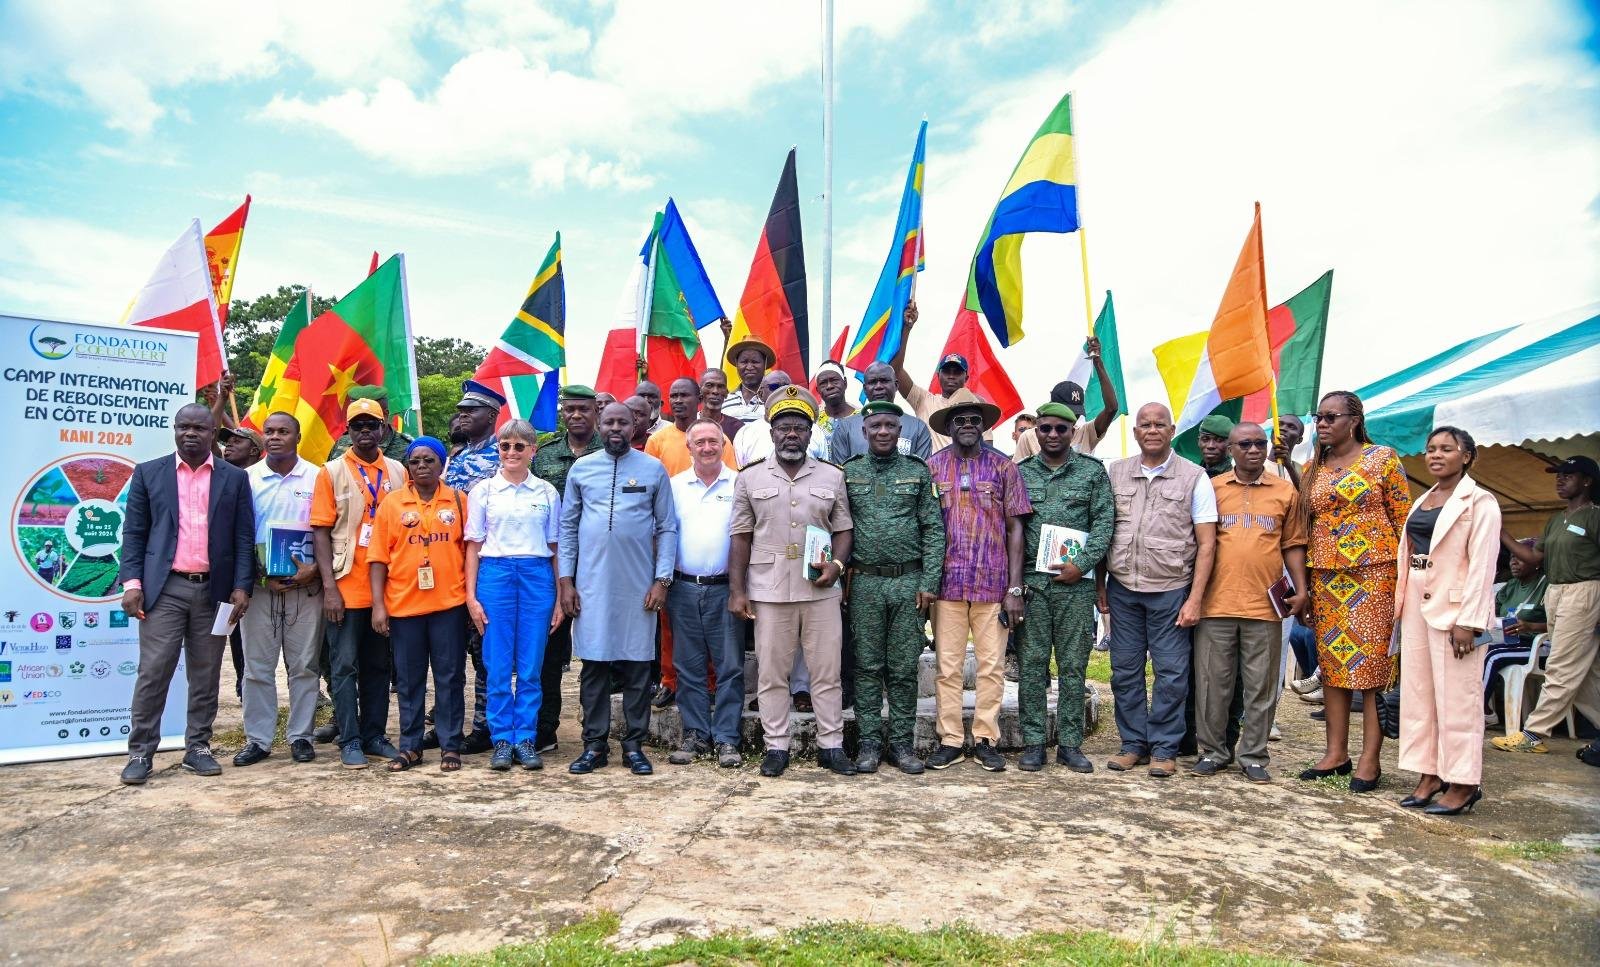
[1399,781,1445,808]
[312,723,339,744]
[120,755,152,785]
[232,742,271,767]
[460,730,493,755]
[1017,745,1046,772]
[182,747,222,777]
[568,749,609,774]
[290,739,316,763]
[651,685,676,709]
[817,748,857,776]
[759,749,790,777]
[1056,746,1093,773]
[420,728,441,750]
[1423,787,1483,815]
[1348,769,1381,794]
[1297,760,1352,780]
[623,749,653,775]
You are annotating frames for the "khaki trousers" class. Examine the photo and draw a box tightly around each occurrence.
[1526,580,1600,738]
[753,599,844,750]
[933,600,1004,744]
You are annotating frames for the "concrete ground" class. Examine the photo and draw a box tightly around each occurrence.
[1,663,1596,966]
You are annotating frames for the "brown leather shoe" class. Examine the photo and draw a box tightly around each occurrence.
[1148,758,1177,778]
[1106,751,1151,771]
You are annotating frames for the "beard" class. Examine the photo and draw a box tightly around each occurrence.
[448,425,471,444]
[776,443,806,461]
[603,435,631,456]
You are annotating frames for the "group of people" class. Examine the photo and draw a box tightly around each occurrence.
[114,304,1600,813]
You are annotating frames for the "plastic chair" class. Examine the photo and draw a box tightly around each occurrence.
[1501,633,1579,738]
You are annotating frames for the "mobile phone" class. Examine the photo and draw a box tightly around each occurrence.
[998,609,1010,629]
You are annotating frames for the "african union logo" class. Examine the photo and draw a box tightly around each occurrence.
[28,324,73,360]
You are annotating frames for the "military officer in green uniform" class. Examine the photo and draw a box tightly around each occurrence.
[1017,402,1114,773]
[843,400,944,775]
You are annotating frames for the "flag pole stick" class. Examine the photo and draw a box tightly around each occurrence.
[1079,229,1095,338]
[820,0,835,370]
[1254,200,1276,447]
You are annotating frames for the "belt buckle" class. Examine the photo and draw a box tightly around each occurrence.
[1409,554,1430,571]
[785,543,800,560]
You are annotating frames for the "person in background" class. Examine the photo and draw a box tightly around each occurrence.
[1010,336,1120,461]
[117,404,255,785]
[826,361,934,464]
[1270,415,1305,486]
[624,395,654,450]
[1102,403,1217,780]
[1298,390,1411,793]
[722,337,777,425]
[733,371,828,468]
[889,302,982,452]
[368,437,470,773]
[1394,426,1500,814]
[1192,422,1308,783]
[217,423,264,699]
[311,398,405,770]
[328,385,414,462]
[1182,410,1242,755]
[812,360,854,460]
[465,419,562,772]
[1482,539,1547,724]
[1012,413,1036,451]
[699,368,744,442]
[924,389,1031,772]
[595,391,617,409]
[634,380,669,435]
[1197,414,1235,478]
[666,419,745,769]
[1493,456,1600,755]
[530,385,602,754]
[235,412,322,768]
[559,403,677,777]
[648,377,736,477]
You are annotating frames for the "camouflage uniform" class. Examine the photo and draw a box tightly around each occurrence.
[445,436,499,492]
[844,451,944,747]
[532,431,601,497]
[1017,451,1114,748]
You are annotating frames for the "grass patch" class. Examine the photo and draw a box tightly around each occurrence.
[1084,651,1154,686]
[420,912,1299,967]
[1486,840,1573,863]
[213,702,333,753]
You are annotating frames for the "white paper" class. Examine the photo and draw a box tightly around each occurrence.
[1035,524,1093,580]
[211,601,237,636]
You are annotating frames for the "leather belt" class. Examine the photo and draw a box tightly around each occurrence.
[851,559,922,578]
[173,570,210,583]
[1408,554,1432,571]
[674,570,729,586]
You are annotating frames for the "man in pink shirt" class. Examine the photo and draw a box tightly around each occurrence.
[118,403,256,785]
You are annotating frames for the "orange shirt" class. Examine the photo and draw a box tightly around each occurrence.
[366,483,467,617]
[310,449,394,609]
[1202,470,1309,621]
[645,423,737,477]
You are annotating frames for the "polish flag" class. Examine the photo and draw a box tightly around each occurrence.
[127,219,227,387]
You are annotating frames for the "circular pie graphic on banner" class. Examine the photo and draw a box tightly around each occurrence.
[12,454,135,602]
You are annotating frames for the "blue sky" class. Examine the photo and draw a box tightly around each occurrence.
[2,0,1597,435]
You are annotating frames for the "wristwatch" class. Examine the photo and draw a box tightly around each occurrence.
[655,576,674,589]
[1007,586,1025,598]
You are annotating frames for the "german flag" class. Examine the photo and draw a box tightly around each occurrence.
[724,148,808,383]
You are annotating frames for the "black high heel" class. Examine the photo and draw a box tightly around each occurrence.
[1399,780,1445,808]
[1297,760,1352,781]
[1424,787,1483,815]
[1349,768,1382,793]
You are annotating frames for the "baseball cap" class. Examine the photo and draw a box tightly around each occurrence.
[346,398,386,423]
[938,353,969,372]
[1547,456,1600,479]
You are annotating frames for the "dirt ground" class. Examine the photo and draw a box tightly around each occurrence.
[1,670,1596,967]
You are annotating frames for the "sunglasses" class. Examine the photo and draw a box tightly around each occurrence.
[497,441,530,453]
[1233,439,1269,450]
[1313,411,1352,424]
[1034,424,1072,436]
[949,415,985,428]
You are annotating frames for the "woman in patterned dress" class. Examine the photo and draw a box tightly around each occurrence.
[1298,391,1412,792]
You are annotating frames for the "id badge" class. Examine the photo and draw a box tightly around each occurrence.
[1568,523,1588,537]
[417,565,435,590]
[358,522,372,547]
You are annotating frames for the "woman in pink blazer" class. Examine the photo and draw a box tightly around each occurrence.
[1395,426,1502,815]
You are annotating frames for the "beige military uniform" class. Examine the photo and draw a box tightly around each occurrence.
[731,455,854,750]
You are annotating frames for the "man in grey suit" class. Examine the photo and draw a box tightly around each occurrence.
[118,403,256,785]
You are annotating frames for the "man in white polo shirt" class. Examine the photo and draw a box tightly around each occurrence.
[666,419,745,768]
[235,412,324,767]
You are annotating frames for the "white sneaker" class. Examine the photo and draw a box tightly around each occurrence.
[1268,723,1282,742]
[1289,670,1321,695]
[1298,686,1324,705]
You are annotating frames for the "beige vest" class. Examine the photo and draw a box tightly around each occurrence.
[1107,452,1204,592]
[323,453,405,580]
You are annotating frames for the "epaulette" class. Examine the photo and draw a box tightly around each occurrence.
[739,457,768,470]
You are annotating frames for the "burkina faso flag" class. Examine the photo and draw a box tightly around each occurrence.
[283,254,418,461]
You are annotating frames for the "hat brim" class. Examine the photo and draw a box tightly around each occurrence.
[928,399,1002,436]
[727,339,776,369]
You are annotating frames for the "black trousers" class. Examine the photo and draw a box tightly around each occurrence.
[537,615,573,745]
[392,606,467,754]
[326,607,391,747]
[578,658,651,750]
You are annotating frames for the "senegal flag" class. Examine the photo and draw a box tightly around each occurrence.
[242,287,312,430]
[283,255,418,461]
[474,234,565,431]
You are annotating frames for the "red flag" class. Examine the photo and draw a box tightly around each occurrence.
[929,305,1023,422]
[723,149,808,384]
[368,251,380,277]
[812,325,849,395]
[644,335,707,391]
[595,327,642,400]
[127,219,228,387]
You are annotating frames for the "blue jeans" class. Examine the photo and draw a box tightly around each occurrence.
[668,580,744,746]
[479,556,556,744]
[1288,622,1318,678]
[326,606,390,748]
[392,605,467,753]
[1107,577,1191,760]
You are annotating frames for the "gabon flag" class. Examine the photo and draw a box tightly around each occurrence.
[126,218,228,387]
[473,234,565,432]
[203,195,250,325]
[724,149,808,384]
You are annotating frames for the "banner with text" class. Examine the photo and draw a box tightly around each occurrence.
[0,314,197,764]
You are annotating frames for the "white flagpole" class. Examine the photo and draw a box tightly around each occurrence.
[820,0,835,372]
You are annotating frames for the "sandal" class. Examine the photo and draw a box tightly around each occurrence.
[440,751,462,773]
[387,750,422,772]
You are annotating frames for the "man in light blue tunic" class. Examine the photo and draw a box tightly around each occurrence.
[559,402,678,777]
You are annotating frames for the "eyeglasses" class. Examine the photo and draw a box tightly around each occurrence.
[1313,411,1352,424]
[1233,439,1269,450]
[1034,424,1072,436]
[497,441,530,453]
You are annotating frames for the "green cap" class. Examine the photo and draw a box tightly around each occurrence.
[559,384,597,401]
[346,384,389,404]
[1198,413,1236,438]
[1036,402,1076,422]
[859,399,903,418]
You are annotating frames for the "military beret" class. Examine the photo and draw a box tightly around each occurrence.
[1036,402,1077,422]
[859,399,903,418]
[1199,413,1236,437]
[559,384,597,401]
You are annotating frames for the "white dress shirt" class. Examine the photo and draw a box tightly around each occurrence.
[1138,453,1220,524]
[670,465,737,575]
[732,417,828,469]
[246,456,319,546]
[466,471,561,557]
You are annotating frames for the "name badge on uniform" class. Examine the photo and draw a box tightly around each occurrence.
[622,485,646,494]
[417,565,435,590]
[1569,523,1588,537]
[358,522,373,547]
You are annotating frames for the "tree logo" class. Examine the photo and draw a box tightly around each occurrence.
[28,324,73,361]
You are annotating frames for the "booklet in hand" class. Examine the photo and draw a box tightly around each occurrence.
[1268,576,1295,619]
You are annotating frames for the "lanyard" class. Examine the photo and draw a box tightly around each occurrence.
[357,465,384,519]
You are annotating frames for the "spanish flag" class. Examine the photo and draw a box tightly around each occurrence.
[724,148,808,383]
[204,195,250,325]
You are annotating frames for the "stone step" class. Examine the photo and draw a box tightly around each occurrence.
[614,681,1101,755]
[742,645,977,698]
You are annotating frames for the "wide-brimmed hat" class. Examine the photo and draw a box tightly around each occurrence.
[928,387,1001,436]
[726,337,776,369]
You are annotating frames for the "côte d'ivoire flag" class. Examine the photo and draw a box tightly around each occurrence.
[473,234,565,431]
[243,287,313,431]
[846,120,926,372]
[966,92,1080,348]
[283,255,419,461]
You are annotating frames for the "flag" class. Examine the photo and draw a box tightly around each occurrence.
[724,149,808,383]
[474,234,565,430]
[658,199,725,329]
[1169,204,1273,435]
[368,251,379,277]
[1062,292,1127,420]
[127,218,228,387]
[595,327,642,400]
[846,120,926,371]
[814,325,850,396]
[930,304,1024,422]
[281,255,418,461]
[204,195,250,326]
[1242,270,1333,423]
[644,207,712,388]
[242,288,313,430]
[966,93,1080,347]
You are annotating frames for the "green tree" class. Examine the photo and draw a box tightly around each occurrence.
[415,336,487,379]
[418,371,475,439]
